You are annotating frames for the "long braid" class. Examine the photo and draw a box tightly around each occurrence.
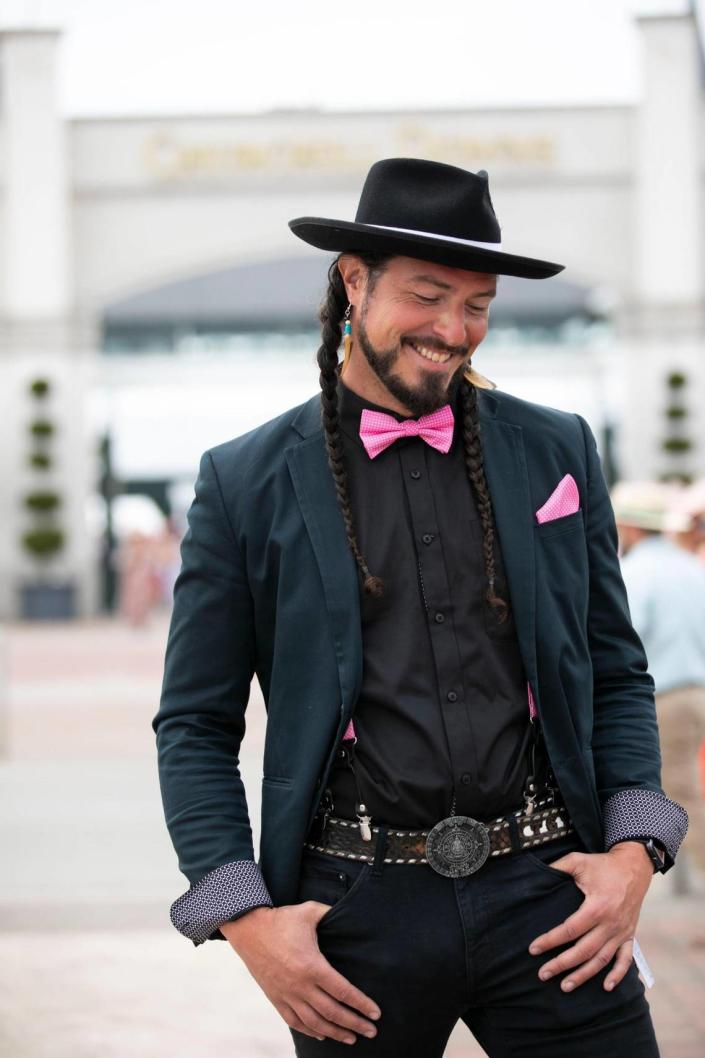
[460,378,510,622]
[317,257,384,596]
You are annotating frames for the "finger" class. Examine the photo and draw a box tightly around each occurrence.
[280,1001,326,1041]
[308,900,334,921]
[557,940,620,992]
[293,999,359,1045]
[316,959,382,1021]
[311,986,379,1038]
[604,940,635,991]
[529,904,597,956]
[537,926,606,981]
[301,900,335,933]
[540,851,584,877]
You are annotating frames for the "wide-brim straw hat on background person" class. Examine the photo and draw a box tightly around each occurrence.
[610,481,692,534]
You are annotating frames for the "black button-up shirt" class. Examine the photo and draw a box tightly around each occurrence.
[327,379,547,828]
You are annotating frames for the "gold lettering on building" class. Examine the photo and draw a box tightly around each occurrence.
[396,124,555,164]
[143,127,555,182]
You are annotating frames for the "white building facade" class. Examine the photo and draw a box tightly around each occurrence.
[0,12,703,618]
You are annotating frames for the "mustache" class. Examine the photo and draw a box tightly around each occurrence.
[403,335,470,358]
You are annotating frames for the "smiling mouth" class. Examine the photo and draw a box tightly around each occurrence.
[406,341,453,365]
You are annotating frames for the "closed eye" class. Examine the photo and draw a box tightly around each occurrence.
[413,292,490,315]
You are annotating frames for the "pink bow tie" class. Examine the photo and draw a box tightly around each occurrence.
[359,405,455,460]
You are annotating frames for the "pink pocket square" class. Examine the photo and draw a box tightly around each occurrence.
[535,473,581,524]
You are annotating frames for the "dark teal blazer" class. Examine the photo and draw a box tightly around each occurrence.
[154,387,662,908]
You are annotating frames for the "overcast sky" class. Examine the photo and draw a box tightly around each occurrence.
[1,0,701,115]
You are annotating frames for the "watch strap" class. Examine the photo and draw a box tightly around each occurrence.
[628,837,666,873]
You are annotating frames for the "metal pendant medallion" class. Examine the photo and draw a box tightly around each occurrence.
[425,815,490,878]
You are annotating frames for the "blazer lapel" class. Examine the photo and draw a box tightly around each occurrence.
[479,393,539,706]
[286,398,363,718]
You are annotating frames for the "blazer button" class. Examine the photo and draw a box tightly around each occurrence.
[461,773,471,785]
[410,469,422,480]
[434,612,445,624]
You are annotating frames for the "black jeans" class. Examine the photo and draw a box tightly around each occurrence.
[291,828,659,1057]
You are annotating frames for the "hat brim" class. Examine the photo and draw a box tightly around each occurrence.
[289,217,564,280]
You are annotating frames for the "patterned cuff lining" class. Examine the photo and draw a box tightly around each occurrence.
[602,788,689,865]
[170,860,274,946]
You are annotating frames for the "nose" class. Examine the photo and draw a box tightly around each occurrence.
[430,304,468,350]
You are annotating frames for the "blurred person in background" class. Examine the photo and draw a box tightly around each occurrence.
[154,159,686,1057]
[153,520,183,608]
[613,481,705,897]
[117,530,159,626]
[673,479,705,565]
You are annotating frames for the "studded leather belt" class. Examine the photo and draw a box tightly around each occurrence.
[304,797,575,878]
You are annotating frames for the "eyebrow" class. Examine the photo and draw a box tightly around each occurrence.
[409,274,497,298]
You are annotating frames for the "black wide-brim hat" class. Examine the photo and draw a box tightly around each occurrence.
[289,157,564,280]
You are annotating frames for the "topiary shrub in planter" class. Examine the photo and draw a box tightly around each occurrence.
[30,379,50,399]
[29,452,52,470]
[30,419,55,439]
[660,369,693,485]
[24,491,61,513]
[22,527,66,557]
[19,378,75,620]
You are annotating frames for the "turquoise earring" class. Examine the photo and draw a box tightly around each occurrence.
[342,304,352,375]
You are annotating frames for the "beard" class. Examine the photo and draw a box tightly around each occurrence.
[356,308,470,418]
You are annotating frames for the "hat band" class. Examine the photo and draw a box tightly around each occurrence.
[367,223,502,252]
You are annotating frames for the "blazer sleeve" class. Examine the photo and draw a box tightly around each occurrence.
[575,414,688,868]
[152,450,273,945]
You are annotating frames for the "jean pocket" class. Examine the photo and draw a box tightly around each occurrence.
[524,836,584,882]
[297,849,372,930]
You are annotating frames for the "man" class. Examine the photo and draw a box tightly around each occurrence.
[613,482,705,891]
[153,158,687,1056]
[675,479,705,563]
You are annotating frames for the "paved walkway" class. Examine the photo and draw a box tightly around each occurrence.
[0,616,703,1057]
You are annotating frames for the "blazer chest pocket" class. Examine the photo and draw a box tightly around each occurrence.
[534,508,589,611]
[533,508,584,541]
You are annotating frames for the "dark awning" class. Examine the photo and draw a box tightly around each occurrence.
[104,255,599,331]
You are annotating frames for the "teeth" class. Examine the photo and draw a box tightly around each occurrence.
[411,343,451,364]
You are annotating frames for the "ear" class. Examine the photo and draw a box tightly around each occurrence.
[337,254,369,308]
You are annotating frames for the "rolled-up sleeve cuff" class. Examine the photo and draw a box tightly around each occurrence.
[170,860,274,946]
[602,788,689,868]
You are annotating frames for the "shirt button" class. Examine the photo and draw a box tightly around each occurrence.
[446,690,458,702]
[434,612,445,624]
[461,773,471,785]
[410,469,422,480]
[422,533,434,545]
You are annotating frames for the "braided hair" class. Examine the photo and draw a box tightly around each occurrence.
[316,253,509,621]
[459,379,510,622]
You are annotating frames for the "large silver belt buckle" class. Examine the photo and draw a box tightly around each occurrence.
[425,815,490,878]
